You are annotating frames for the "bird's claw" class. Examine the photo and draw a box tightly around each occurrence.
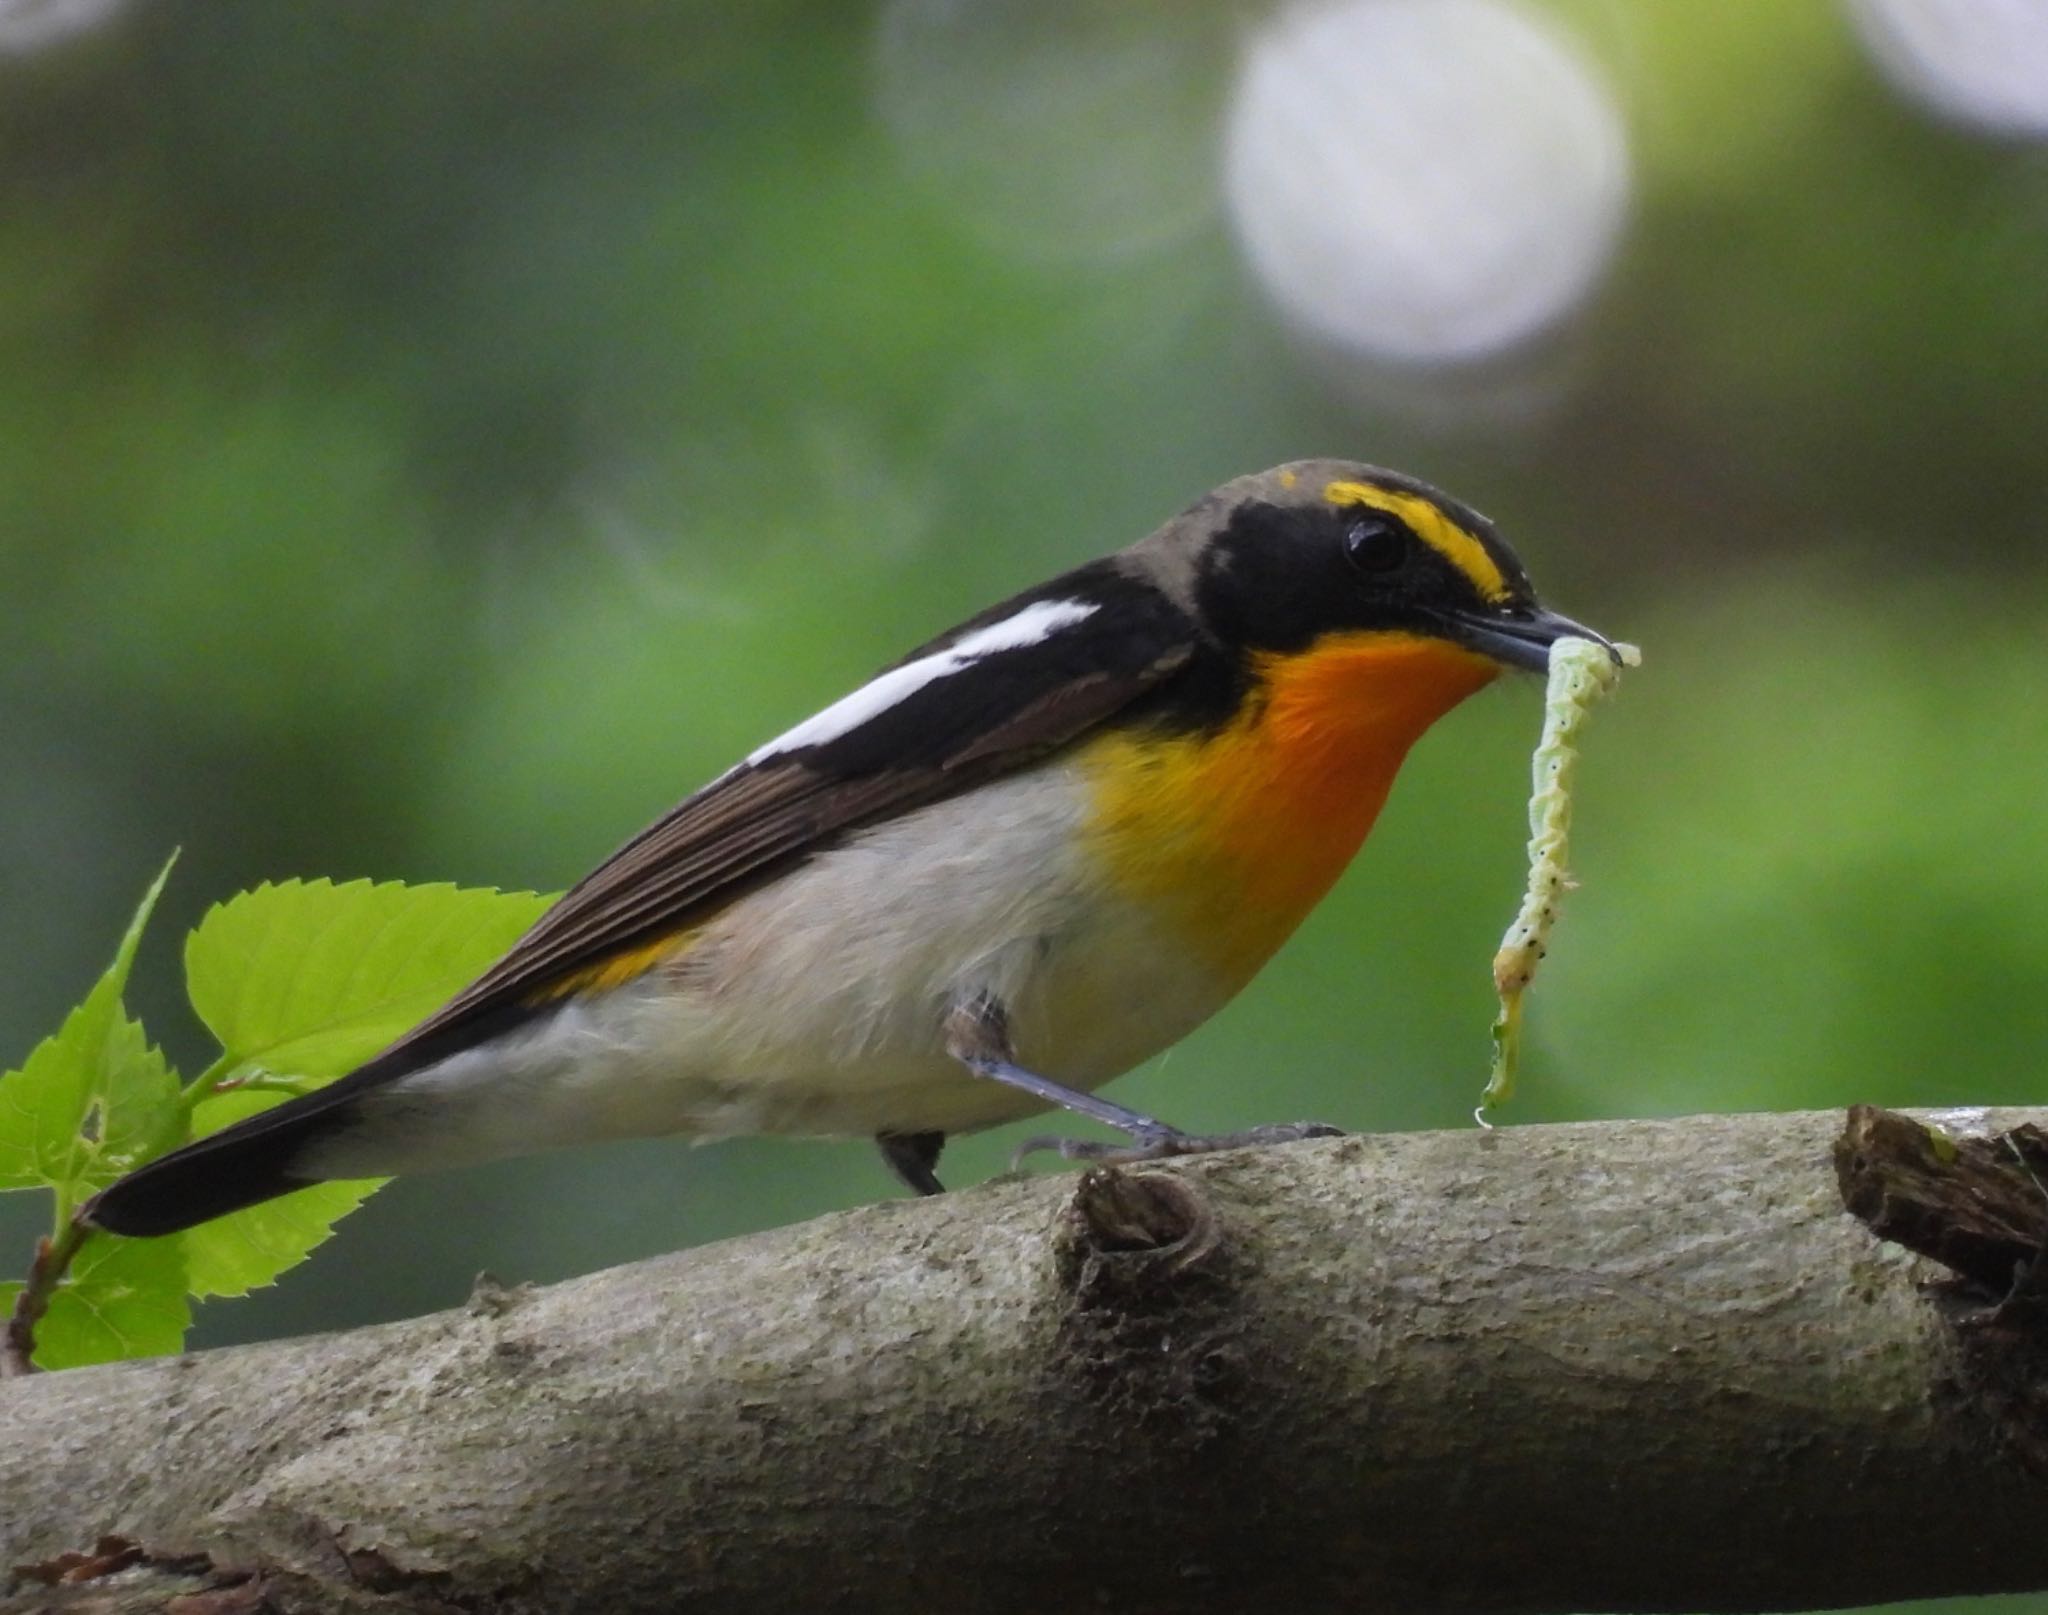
[1009,1120,1344,1172]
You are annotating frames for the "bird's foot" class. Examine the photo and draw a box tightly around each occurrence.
[1009,1120,1344,1172]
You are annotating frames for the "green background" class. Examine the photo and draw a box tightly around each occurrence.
[2,5,2043,1597]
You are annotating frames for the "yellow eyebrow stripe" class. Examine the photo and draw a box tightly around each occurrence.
[1323,478,1510,603]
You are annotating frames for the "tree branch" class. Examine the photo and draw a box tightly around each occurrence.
[4,1217,91,1380]
[4,1108,2047,1614]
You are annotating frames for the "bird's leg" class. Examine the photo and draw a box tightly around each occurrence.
[943,991,1346,1171]
[876,1130,947,1196]
[1009,1119,1347,1170]
[944,991,1188,1145]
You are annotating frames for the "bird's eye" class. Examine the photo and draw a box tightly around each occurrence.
[1344,516,1408,575]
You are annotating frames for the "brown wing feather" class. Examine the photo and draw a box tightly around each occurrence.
[385,642,1191,1058]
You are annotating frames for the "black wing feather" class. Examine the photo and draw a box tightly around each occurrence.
[385,567,1196,1052]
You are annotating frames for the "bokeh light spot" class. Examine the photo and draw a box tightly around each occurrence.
[1223,0,1631,366]
[0,0,124,52]
[874,0,1221,265]
[1848,0,2048,139]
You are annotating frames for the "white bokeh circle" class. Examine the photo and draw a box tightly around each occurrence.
[1223,0,1631,365]
[1848,0,2048,140]
[874,0,1220,265]
[0,0,126,52]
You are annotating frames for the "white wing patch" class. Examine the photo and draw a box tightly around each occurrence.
[746,598,1099,765]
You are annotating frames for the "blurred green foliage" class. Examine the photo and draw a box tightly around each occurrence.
[0,0,2042,1466]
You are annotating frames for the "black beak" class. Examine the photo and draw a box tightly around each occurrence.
[1446,605,1618,674]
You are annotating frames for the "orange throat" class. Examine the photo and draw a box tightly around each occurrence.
[1083,631,1499,983]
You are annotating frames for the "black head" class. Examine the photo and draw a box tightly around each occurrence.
[1132,459,1609,673]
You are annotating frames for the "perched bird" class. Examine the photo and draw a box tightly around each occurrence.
[86,460,1609,1236]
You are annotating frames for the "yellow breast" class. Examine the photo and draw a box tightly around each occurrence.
[1078,631,1499,987]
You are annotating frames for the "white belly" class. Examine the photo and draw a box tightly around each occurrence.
[306,764,1237,1177]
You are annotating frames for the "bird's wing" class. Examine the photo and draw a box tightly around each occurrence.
[378,569,1197,1068]
[77,572,1202,1236]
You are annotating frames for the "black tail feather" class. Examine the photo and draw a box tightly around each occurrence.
[82,1041,426,1237]
[82,1094,350,1237]
[85,999,552,1238]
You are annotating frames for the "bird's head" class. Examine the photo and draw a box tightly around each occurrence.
[1140,459,1613,677]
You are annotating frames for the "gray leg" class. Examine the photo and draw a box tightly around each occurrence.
[944,993,1183,1139]
[1009,1119,1348,1169]
[877,1131,947,1196]
[942,993,1346,1169]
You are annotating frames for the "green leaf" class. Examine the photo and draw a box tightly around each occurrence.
[184,878,552,1084]
[33,1232,190,1369]
[95,1030,183,1176]
[0,857,178,1200]
[0,1022,94,1193]
[171,878,546,1299]
[177,1089,385,1299]
[73,1020,180,1194]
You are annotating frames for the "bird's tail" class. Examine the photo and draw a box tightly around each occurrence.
[81,1083,366,1237]
[86,1001,551,1237]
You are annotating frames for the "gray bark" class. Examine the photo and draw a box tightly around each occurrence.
[3,1109,2046,1614]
